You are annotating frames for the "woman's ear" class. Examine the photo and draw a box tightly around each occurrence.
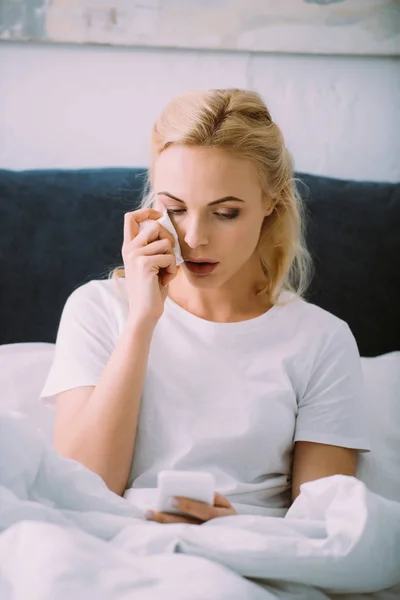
[264,201,277,217]
[265,205,273,217]
[262,193,277,217]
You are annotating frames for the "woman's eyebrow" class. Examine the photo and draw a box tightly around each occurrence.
[157,191,246,206]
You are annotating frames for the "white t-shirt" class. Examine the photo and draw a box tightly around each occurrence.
[40,278,370,517]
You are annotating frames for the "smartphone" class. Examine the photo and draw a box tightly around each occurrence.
[156,470,216,517]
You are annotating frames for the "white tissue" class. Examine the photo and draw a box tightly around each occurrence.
[139,210,184,266]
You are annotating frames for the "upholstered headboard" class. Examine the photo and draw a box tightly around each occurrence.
[0,168,399,357]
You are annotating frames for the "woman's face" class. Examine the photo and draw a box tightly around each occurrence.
[153,145,272,289]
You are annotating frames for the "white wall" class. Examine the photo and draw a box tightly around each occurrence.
[0,41,399,182]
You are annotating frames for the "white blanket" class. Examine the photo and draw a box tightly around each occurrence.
[1,411,400,600]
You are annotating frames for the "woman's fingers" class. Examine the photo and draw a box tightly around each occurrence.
[145,493,237,525]
[143,254,177,287]
[139,238,173,257]
[145,510,202,525]
[214,491,233,508]
[120,207,178,322]
[142,253,177,274]
[169,496,236,522]
[134,220,176,248]
[172,498,216,521]
[123,208,162,246]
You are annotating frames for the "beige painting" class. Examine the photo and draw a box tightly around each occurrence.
[0,0,399,55]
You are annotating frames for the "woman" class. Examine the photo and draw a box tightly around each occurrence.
[40,89,370,524]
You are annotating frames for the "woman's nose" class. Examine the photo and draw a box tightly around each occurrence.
[183,218,209,248]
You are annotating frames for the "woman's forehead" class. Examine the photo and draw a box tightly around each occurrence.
[153,145,262,199]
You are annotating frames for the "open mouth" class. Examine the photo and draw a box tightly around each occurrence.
[184,261,219,275]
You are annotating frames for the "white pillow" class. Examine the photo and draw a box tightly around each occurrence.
[0,342,56,443]
[0,343,399,502]
[357,352,400,502]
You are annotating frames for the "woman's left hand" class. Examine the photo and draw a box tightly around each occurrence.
[145,492,237,524]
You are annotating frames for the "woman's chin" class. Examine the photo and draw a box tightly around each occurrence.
[180,265,227,287]
[184,272,220,288]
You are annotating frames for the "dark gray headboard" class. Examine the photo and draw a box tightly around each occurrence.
[0,168,399,357]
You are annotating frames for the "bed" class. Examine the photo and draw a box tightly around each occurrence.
[0,168,399,599]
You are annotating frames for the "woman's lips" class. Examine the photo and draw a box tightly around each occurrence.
[184,261,219,275]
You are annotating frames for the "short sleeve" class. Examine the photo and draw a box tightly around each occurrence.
[40,281,117,405]
[294,322,371,452]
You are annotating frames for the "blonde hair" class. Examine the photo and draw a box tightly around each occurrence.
[110,88,313,304]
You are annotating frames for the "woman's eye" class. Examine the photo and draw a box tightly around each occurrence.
[167,209,240,220]
[167,209,186,215]
[216,210,240,220]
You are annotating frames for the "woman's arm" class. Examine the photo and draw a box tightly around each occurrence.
[291,441,357,502]
[53,318,155,496]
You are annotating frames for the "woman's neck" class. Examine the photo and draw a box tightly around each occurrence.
[167,264,272,324]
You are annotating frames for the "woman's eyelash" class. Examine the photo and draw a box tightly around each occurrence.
[218,210,240,220]
[167,209,240,220]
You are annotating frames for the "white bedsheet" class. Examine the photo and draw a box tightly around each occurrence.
[1,411,399,600]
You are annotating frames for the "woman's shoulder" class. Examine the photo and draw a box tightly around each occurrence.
[68,277,128,306]
[275,292,360,392]
[277,289,351,342]
[63,277,129,330]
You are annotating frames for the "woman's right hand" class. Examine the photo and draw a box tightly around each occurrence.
[122,208,178,326]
